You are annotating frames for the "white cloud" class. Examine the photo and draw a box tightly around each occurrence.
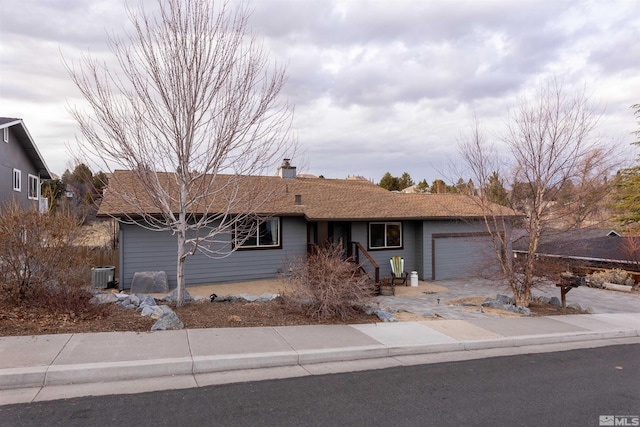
[0,0,638,184]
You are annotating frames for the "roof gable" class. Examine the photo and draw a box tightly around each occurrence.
[0,117,52,179]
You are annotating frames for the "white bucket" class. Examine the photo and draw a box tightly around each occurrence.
[410,271,419,287]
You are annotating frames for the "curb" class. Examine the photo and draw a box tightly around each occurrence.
[2,329,638,391]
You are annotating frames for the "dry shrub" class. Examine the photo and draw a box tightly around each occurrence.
[283,243,376,321]
[25,285,108,319]
[587,269,634,286]
[0,203,99,315]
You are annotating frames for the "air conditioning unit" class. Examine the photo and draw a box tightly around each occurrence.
[92,266,116,288]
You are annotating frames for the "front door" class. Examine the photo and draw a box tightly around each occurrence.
[329,221,351,256]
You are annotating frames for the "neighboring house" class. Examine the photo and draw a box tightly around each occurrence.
[98,162,516,290]
[0,118,52,211]
[512,228,640,272]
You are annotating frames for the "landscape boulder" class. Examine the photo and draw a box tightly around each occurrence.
[365,307,396,322]
[90,293,118,305]
[151,310,184,331]
[161,288,194,303]
[496,294,514,305]
[549,297,562,307]
[130,271,169,294]
[506,305,531,316]
[481,298,505,309]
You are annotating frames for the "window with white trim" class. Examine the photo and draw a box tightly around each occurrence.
[28,175,39,200]
[12,169,21,192]
[236,217,281,248]
[369,222,402,249]
[3,127,8,143]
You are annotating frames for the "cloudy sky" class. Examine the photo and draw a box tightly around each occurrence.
[1,0,639,183]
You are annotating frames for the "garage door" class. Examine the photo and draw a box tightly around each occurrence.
[432,234,496,280]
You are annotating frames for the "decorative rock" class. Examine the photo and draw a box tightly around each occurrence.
[549,297,562,307]
[496,294,514,305]
[138,295,157,310]
[141,305,164,318]
[506,305,531,316]
[129,294,141,306]
[373,310,395,322]
[255,293,280,302]
[117,296,131,307]
[237,294,258,302]
[365,307,396,322]
[151,311,184,331]
[161,288,193,303]
[482,300,506,309]
[567,303,582,311]
[584,307,595,314]
[131,271,169,294]
[603,282,633,292]
[90,293,118,305]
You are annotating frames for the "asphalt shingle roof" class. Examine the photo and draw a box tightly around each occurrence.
[512,229,634,263]
[98,170,517,221]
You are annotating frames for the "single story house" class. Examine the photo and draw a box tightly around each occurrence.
[512,228,640,275]
[98,162,516,290]
[0,117,52,211]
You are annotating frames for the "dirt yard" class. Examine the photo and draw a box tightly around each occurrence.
[0,280,577,337]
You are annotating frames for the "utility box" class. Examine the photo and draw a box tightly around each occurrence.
[92,266,116,288]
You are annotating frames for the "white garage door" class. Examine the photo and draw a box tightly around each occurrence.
[433,234,496,280]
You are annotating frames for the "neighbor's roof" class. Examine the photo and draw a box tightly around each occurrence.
[0,117,52,179]
[98,170,517,221]
[512,229,634,263]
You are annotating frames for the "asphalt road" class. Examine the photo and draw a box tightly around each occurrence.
[2,344,639,427]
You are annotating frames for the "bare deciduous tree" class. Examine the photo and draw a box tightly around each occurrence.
[460,79,619,306]
[65,0,296,306]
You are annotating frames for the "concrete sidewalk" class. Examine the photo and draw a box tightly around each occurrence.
[1,313,639,405]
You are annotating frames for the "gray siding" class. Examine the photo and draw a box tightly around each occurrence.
[0,125,40,210]
[415,224,424,279]
[351,221,419,280]
[120,216,308,289]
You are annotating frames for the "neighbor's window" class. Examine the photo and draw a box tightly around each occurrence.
[369,222,402,249]
[12,169,21,191]
[28,175,39,200]
[3,127,8,143]
[236,217,281,248]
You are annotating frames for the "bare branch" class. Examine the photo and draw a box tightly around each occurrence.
[459,77,622,306]
[65,0,297,306]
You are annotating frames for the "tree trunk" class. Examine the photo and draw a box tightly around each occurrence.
[514,286,531,307]
[176,230,186,307]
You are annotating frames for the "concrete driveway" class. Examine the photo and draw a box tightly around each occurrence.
[377,278,640,320]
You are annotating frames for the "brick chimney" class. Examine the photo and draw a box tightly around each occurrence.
[278,158,296,179]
